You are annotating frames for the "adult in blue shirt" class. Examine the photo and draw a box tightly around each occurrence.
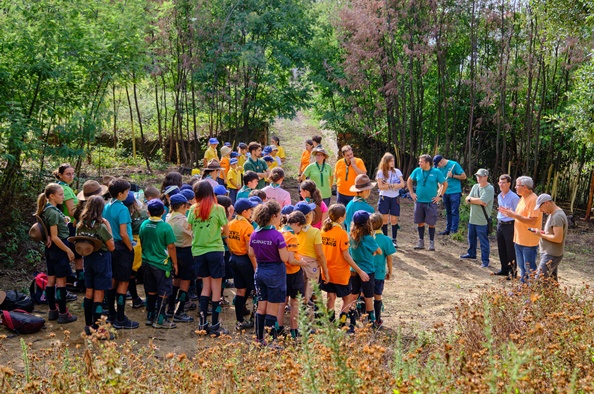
[494,174,520,279]
[407,154,448,251]
[434,155,467,235]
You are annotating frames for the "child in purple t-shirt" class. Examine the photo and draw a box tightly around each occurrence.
[248,201,289,344]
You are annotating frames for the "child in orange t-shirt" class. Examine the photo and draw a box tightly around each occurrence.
[277,206,306,338]
[320,204,369,326]
[219,146,232,186]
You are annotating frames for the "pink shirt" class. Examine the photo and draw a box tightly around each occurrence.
[312,202,328,229]
[262,185,291,207]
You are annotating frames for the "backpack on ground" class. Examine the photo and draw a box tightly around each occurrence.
[29,272,49,305]
[0,290,34,312]
[1,310,45,334]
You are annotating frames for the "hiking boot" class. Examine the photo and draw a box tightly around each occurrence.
[438,230,450,236]
[131,297,145,309]
[460,254,476,259]
[188,290,199,301]
[173,313,194,323]
[184,302,197,311]
[58,311,77,324]
[235,320,254,331]
[413,239,424,250]
[207,322,228,337]
[48,309,59,321]
[428,241,435,251]
[153,319,177,329]
[165,309,174,318]
[112,316,139,330]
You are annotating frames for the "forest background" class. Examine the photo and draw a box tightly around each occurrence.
[0,0,593,265]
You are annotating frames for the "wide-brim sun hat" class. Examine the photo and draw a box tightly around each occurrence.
[312,147,329,159]
[68,236,103,257]
[349,174,376,192]
[202,159,223,171]
[77,180,109,201]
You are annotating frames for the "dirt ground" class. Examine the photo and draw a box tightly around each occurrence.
[1,113,594,368]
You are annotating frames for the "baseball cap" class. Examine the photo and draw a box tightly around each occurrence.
[180,184,193,191]
[123,192,136,207]
[214,185,228,196]
[181,189,195,201]
[224,142,231,147]
[433,155,443,167]
[230,152,239,158]
[281,205,295,215]
[230,158,238,165]
[147,199,164,216]
[249,196,263,205]
[234,198,258,214]
[352,210,371,225]
[164,185,180,196]
[263,146,272,155]
[534,193,553,210]
[263,156,274,163]
[294,201,317,216]
[475,168,489,177]
[208,138,219,145]
[170,194,188,205]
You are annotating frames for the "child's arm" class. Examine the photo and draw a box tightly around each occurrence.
[372,247,382,256]
[167,243,178,276]
[228,174,239,189]
[278,246,289,264]
[385,255,393,280]
[314,243,329,283]
[342,249,370,282]
[246,238,257,270]
[120,223,133,250]
[221,223,229,245]
[50,225,75,262]
[287,251,303,266]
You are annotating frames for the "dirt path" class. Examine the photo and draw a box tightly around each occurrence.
[1,113,593,367]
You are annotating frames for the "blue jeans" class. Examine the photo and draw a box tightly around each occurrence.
[337,193,354,206]
[467,223,490,266]
[443,192,462,232]
[514,243,538,282]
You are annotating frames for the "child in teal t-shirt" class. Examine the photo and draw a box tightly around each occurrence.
[344,175,376,233]
[370,214,395,328]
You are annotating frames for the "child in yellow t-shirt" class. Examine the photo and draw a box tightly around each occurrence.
[226,158,241,203]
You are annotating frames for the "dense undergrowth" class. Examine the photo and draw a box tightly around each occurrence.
[1,279,593,392]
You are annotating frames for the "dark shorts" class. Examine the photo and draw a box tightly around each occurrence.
[194,251,225,279]
[413,202,438,226]
[350,272,375,298]
[254,263,286,303]
[230,254,255,290]
[112,241,134,282]
[45,239,74,278]
[286,269,305,299]
[224,251,233,280]
[374,279,385,296]
[321,281,352,298]
[67,222,82,260]
[84,251,112,290]
[175,247,196,281]
[378,195,400,216]
[143,264,173,296]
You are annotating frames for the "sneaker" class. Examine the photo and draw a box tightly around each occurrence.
[58,311,77,324]
[131,297,145,309]
[173,313,194,323]
[112,316,140,329]
[235,320,254,331]
[48,309,59,321]
[428,241,435,251]
[65,291,78,302]
[207,322,228,337]
[165,309,174,318]
[460,254,476,259]
[438,230,450,236]
[481,263,490,268]
[413,239,424,250]
[185,302,197,311]
[125,291,132,300]
[153,319,177,329]
[392,239,398,248]
[188,291,199,301]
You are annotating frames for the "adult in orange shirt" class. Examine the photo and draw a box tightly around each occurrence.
[499,176,543,282]
[334,145,367,206]
[298,139,314,179]
[320,204,369,325]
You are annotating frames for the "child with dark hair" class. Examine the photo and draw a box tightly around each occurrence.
[320,204,369,326]
[165,194,195,323]
[299,180,327,229]
[124,193,147,309]
[140,199,178,328]
[103,178,139,329]
[37,183,77,323]
[347,210,381,333]
[249,201,289,344]
[189,180,230,336]
[228,198,259,330]
[215,195,234,307]
[279,209,307,338]
[144,186,160,201]
[237,170,259,200]
[344,174,376,233]
[262,167,291,207]
[369,213,395,329]
[73,195,115,336]
[248,189,267,202]
[244,142,269,189]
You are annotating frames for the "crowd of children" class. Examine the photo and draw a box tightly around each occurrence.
[36,136,398,345]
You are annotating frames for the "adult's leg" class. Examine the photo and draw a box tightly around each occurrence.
[476,224,490,266]
[442,193,453,233]
[515,244,527,282]
[466,223,477,258]
[449,193,462,233]
[496,224,510,274]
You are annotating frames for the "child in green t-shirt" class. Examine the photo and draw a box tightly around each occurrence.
[369,213,395,329]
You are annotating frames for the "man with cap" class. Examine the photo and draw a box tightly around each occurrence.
[334,145,367,206]
[498,176,543,282]
[532,194,568,281]
[243,142,269,189]
[344,174,376,233]
[407,154,448,251]
[460,169,495,267]
[204,138,219,167]
[493,174,520,278]
[434,155,466,235]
